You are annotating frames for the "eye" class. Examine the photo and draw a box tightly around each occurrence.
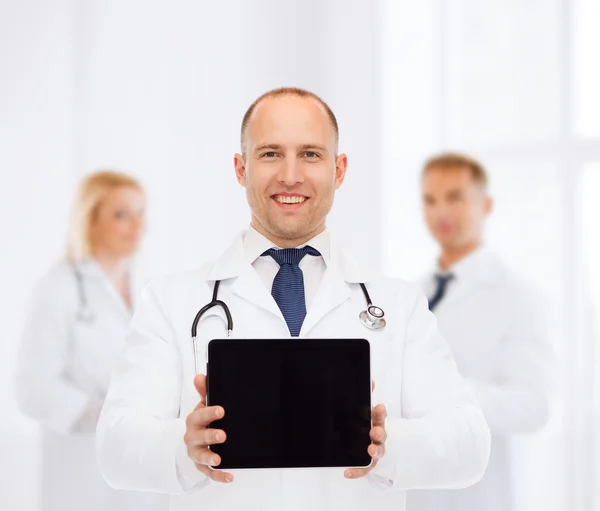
[261,151,278,158]
[303,151,320,159]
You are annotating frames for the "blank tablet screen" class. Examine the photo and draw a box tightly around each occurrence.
[206,338,371,470]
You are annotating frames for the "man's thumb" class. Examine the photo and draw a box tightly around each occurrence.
[194,373,207,400]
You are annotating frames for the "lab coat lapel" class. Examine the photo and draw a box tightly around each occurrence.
[78,259,133,319]
[207,232,285,324]
[436,275,473,311]
[129,262,148,312]
[433,249,500,311]
[300,238,372,336]
[300,263,351,336]
[230,264,285,322]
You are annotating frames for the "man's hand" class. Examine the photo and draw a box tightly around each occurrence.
[184,374,233,483]
[345,380,387,479]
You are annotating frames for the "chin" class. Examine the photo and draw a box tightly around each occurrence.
[119,245,140,258]
[437,236,457,249]
[268,220,313,240]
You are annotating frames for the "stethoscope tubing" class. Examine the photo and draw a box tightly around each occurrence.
[190,280,385,373]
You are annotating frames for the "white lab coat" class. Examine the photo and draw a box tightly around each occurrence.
[96,231,491,511]
[406,247,555,511]
[15,259,168,511]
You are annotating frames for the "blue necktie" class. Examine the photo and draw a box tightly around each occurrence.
[428,273,454,311]
[262,246,321,336]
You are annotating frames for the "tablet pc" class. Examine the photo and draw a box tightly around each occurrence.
[206,338,371,470]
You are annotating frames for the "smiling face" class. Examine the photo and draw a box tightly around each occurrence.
[234,94,347,248]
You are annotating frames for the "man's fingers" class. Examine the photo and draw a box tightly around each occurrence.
[344,402,386,481]
[194,374,207,403]
[187,405,225,428]
[187,446,221,466]
[369,425,386,445]
[196,464,234,483]
[371,404,387,427]
[368,442,385,460]
[344,468,363,479]
[372,380,375,392]
[344,443,384,480]
[344,464,376,479]
[185,426,227,448]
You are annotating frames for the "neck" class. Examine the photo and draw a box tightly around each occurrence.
[251,217,326,249]
[92,250,130,283]
[439,239,481,271]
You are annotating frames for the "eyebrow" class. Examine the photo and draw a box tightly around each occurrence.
[298,144,328,153]
[254,144,284,152]
[253,143,329,153]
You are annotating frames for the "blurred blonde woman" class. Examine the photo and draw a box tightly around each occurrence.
[16,171,167,511]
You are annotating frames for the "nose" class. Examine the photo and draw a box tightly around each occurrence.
[425,202,446,224]
[433,206,455,228]
[277,156,304,187]
[131,213,145,232]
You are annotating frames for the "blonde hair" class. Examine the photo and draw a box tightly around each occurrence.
[422,152,489,189]
[66,170,143,262]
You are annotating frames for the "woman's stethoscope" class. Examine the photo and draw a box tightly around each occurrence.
[190,280,386,374]
[72,264,95,323]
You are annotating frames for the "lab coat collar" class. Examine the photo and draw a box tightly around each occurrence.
[74,257,143,315]
[434,245,502,285]
[243,225,331,267]
[206,228,373,334]
[75,258,106,279]
[207,228,372,284]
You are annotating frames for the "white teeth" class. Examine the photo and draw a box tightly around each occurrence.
[275,196,306,204]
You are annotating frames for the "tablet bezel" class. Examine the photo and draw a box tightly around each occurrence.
[205,337,372,471]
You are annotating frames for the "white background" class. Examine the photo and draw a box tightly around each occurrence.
[1,1,599,510]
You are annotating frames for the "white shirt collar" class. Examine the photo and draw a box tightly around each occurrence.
[433,244,501,284]
[207,228,371,283]
[243,225,331,266]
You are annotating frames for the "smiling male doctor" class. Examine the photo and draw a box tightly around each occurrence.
[96,87,491,511]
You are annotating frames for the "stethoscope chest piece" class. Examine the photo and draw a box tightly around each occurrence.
[359,305,386,330]
[76,307,95,324]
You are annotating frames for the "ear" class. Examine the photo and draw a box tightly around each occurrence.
[334,153,348,190]
[484,195,494,217]
[234,153,247,187]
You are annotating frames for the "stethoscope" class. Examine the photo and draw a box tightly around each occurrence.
[190,280,386,375]
[72,263,95,323]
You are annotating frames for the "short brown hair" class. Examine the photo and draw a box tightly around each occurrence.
[240,87,339,153]
[422,152,489,189]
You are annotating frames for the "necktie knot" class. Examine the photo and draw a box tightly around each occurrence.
[428,273,455,312]
[435,273,454,287]
[262,246,321,267]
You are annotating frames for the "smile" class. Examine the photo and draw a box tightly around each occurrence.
[272,195,307,204]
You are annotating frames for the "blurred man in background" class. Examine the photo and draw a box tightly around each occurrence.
[406,153,555,511]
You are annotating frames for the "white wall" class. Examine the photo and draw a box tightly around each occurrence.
[0,2,77,509]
